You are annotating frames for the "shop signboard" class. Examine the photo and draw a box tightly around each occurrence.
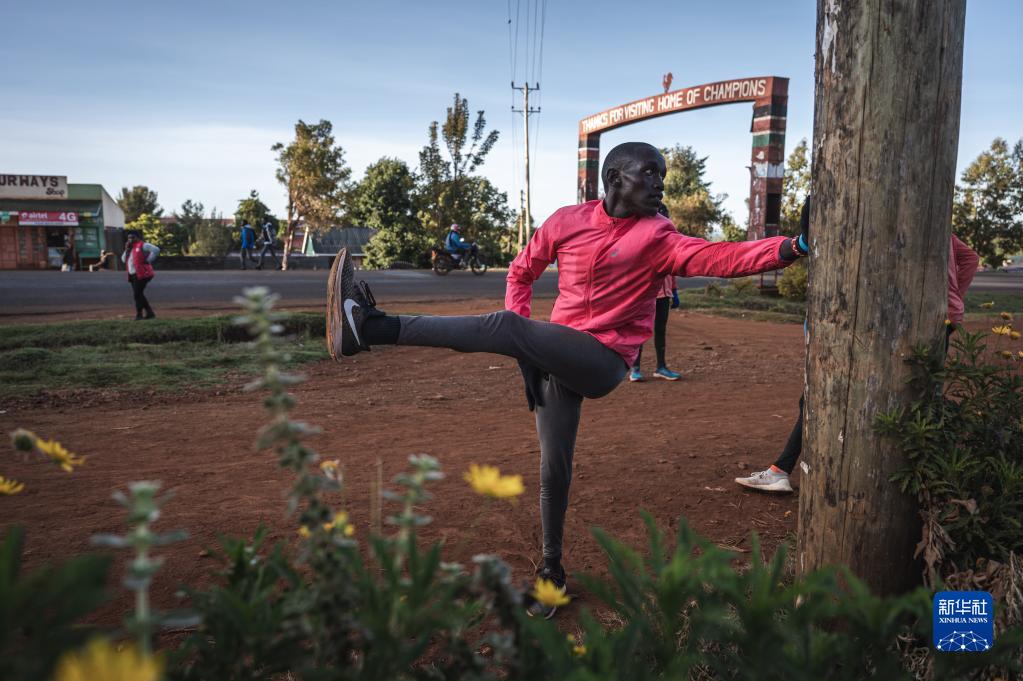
[0,174,69,199]
[17,211,79,226]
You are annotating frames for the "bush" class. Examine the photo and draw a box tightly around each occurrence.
[777,259,808,300]
[877,330,1023,578]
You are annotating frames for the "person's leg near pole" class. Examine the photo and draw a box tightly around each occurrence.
[734,394,800,493]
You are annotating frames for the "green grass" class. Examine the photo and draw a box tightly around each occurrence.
[0,313,328,400]
[677,283,1023,323]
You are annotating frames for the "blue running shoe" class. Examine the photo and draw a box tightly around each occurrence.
[654,367,682,381]
[629,368,644,382]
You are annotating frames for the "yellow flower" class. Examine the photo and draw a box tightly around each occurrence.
[319,459,340,472]
[323,511,349,532]
[980,301,995,309]
[463,464,524,499]
[532,578,570,608]
[344,523,355,537]
[1012,331,1021,340]
[53,638,162,681]
[944,319,952,326]
[992,325,1012,336]
[1000,350,1013,359]
[567,634,587,656]
[1018,351,1023,360]
[298,525,311,539]
[1001,311,1013,321]
[0,475,25,495]
[34,438,85,473]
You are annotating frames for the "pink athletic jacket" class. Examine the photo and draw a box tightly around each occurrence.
[948,235,980,325]
[506,199,793,365]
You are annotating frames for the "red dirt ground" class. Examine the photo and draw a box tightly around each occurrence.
[1,300,805,626]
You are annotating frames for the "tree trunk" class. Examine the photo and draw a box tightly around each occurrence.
[798,0,966,595]
[281,202,294,271]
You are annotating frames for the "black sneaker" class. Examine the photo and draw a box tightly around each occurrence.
[327,248,382,359]
[526,563,567,620]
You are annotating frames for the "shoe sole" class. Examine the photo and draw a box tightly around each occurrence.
[654,372,681,381]
[734,478,793,493]
[629,375,644,382]
[326,248,358,359]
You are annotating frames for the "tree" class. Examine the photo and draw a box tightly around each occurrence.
[719,214,745,242]
[660,145,727,239]
[190,210,234,257]
[952,138,1023,269]
[126,214,180,254]
[800,0,966,595]
[272,120,351,270]
[416,93,501,243]
[234,190,277,233]
[176,200,205,253]
[352,158,432,268]
[779,139,811,237]
[117,186,162,223]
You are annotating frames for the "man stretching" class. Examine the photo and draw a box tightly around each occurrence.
[327,142,809,617]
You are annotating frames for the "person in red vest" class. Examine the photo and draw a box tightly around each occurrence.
[121,229,160,320]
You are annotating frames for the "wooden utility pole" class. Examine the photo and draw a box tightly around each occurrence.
[512,82,540,249]
[798,0,967,595]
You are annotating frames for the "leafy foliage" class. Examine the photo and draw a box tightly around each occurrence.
[953,138,1023,269]
[0,527,112,681]
[233,190,277,234]
[415,93,513,263]
[780,139,811,237]
[129,213,188,256]
[117,185,163,223]
[777,259,808,300]
[189,209,234,257]
[877,329,1023,581]
[353,158,433,268]
[660,144,729,239]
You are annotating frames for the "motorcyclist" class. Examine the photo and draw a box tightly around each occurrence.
[444,224,473,264]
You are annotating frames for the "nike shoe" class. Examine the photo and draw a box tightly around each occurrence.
[629,368,644,382]
[326,248,382,359]
[654,366,682,381]
[734,468,793,493]
[526,563,567,620]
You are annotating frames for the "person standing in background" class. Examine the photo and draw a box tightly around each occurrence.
[257,220,280,270]
[239,221,256,269]
[121,229,160,320]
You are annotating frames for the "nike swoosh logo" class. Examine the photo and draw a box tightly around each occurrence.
[344,299,361,347]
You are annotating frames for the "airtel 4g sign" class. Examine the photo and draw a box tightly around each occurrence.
[0,175,68,199]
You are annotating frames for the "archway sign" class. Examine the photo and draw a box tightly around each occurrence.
[578,76,788,240]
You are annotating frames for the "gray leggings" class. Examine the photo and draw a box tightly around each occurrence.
[398,310,628,563]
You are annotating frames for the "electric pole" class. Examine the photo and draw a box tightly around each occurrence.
[512,81,540,249]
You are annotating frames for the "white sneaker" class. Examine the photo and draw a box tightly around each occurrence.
[734,468,793,493]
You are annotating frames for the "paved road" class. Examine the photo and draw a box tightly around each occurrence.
[2,269,1020,320]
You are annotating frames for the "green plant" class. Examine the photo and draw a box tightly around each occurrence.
[777,258,808,300]
[91,481,192,654]
[0,527,112,681]
[877,330,1023,579]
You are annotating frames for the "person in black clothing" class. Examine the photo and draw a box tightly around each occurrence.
[257,221,280,270]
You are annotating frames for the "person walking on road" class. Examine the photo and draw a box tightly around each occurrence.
[121,229,160,320]
[239,221,256,269]
[630,203,682,382]
[257,220,280,270]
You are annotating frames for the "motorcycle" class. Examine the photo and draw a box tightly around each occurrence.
[431,243,488,276]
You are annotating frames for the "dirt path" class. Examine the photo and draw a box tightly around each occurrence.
[1,302,805,624]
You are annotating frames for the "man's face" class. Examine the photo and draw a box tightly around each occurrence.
[615,148,666,217]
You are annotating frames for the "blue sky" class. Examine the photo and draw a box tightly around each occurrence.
[2,1,1020,229]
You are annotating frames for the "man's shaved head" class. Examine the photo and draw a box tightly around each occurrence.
[601,142,661,191]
